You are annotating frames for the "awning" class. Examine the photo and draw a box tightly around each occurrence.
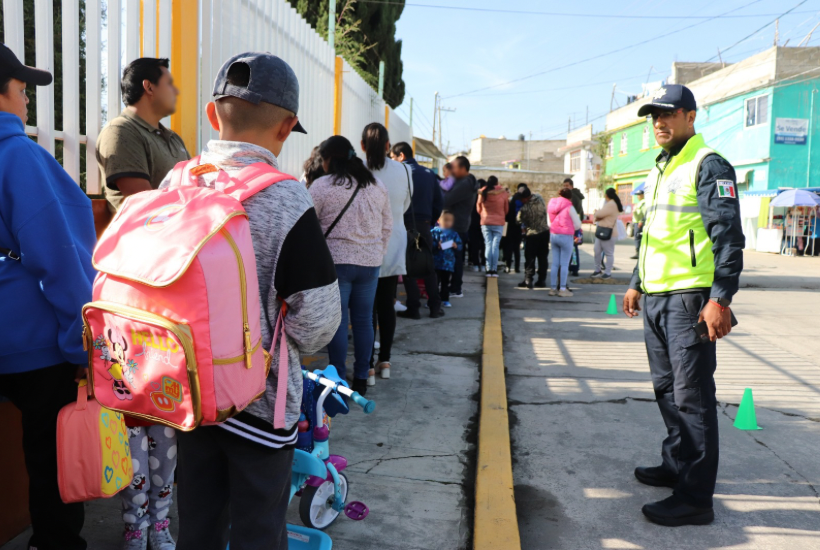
[735,167,754,184]
[413,137,447,160]
[742,189,778,198]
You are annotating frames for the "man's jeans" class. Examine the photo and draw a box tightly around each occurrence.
[328,264,380,380]
[481,225,504,272]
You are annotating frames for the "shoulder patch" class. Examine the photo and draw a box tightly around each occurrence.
[716,180,737,199]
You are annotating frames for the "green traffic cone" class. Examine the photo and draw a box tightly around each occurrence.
[734,388,762,430]
[606,294,618,315]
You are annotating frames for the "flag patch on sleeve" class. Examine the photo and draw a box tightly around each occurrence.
[717,180,736,198]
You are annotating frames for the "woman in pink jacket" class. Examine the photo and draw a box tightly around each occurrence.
[476,176,509,277]
[547,188,582,296]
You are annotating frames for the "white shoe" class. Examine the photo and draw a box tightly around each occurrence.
[377,361,391,379]
[394,301,408,312]
[548,289,557,296]
[558,289,574,297]
[374,340,381,350]
[367,368,376,386]
[121,527,148,550]
[148,520,176,550]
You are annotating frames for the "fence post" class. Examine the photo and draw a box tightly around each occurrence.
[328,0,336,52]
[378,60,384,98]
[333,56,343,136]
[2,0,25,59]
[384,105,389,130]
[171,0,199,155]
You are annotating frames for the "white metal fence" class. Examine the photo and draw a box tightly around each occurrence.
[0,0,411,193]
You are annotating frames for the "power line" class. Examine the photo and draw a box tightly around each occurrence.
[442,0,765,100]
[358,0,815,20]
[704,0,811,61]
[470,71,671,98]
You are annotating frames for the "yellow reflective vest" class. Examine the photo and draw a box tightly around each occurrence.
[639,134,725,294]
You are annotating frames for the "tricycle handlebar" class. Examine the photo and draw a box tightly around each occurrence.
[302,369,376,414]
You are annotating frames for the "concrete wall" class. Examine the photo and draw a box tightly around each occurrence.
[469,137,565,173]
[670,62,729,85]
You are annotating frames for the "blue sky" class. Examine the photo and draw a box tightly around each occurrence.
[391,0,820,153]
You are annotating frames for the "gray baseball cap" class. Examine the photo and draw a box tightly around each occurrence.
[212,52,306,134]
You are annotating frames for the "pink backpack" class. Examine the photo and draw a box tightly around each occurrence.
[83,159,293,431]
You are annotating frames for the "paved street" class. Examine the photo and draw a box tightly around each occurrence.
[502,238,820,549]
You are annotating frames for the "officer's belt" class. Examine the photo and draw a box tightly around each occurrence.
[645,204,700,215]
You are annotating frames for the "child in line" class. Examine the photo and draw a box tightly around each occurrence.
[162,53,341,550]
[439,162,455,192]
[431,210,463,308]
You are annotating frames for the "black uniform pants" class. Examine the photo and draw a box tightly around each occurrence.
[524,230,549,284]
[644,291,718,508]
[177,426,295,550]
[0,363,86,550]
[504,230,522,271]
[403,220,441,313]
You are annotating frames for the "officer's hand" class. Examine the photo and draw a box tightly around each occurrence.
[623,289,642,318]
[699,302,732,341]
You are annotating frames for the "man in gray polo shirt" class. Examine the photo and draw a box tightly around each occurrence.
[97,58,189,213]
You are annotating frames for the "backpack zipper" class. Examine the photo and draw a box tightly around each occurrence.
[220,229,254,370]
[689,229,697,267]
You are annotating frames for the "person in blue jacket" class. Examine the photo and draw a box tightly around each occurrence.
[0,44,96,550]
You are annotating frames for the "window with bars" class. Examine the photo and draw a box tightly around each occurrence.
[570,150,581,172]
[745,95,769,128]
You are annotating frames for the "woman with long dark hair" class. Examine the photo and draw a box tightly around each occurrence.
[309,135,392,395]
[592,187,623,279]
[476,176,509,277]
[360,123,411,385]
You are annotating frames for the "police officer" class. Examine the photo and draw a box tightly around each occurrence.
[623,84,744,526]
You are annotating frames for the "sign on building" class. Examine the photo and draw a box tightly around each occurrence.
[774,118,808,145]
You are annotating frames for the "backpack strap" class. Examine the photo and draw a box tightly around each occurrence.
[271,303,289,430]
[167,156,203,188]
[221,163,296,202]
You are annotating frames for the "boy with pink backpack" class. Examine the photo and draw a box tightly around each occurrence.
[170,53,340,549]
[86,52,340,549]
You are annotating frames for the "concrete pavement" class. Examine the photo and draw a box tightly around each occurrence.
[502,238,820,549]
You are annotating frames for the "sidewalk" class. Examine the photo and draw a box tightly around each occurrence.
[500,241,820,549]
[1,273,484,550]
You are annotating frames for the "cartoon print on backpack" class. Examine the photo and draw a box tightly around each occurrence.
[97,327,138,401]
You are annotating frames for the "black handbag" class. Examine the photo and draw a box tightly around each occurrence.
[403,166,435,278]
[595,225,613,241]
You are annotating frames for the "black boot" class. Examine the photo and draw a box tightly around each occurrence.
[634,465,678,488]
[642,495,714,527]
[517,280,533,290]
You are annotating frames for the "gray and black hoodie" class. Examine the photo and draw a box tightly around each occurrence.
[160,140,341,448]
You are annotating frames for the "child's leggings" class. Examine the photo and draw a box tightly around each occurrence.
[120,424,177,529]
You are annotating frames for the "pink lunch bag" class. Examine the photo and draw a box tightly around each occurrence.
[57,380,133,503]
[82,159,293,431]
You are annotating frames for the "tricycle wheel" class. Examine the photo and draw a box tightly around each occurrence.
[299,473,348,530]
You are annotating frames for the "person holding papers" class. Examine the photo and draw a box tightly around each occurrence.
[431,210,463,308]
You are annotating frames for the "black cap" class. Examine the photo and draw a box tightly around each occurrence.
[213,52,306,134]
[637,84,696,117]
[0,44,53,86]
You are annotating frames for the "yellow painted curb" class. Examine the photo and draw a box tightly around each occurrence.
[474,278,521,550]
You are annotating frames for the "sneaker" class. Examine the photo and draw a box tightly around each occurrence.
[374,340,381,350]
[602,274,612,279]
[394,301,408,312]
[450,292,464,298]
[591,271,603,278]
[148,520,175,550]
[558,289,574,297]
[504,266,511,273]
[491,271,499,278]
[442,301,452,308]
[548,289,558,296]
[485,271,493,278]
[430,309,446,319]
[397,310,421,320]
[642,495,714,527]
[121,527,147,550]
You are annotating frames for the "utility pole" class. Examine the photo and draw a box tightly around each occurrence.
[432,92,438,144]
[774,19,779,47]
[378,61,385,98]
[527,131,532,170]
[798,22,820,46]
[717,47,724,68]
[438,103,456,152]
[586,106,589,126]
[568,116,571,134]
[610,83,617,111]
[328,0,336,51]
